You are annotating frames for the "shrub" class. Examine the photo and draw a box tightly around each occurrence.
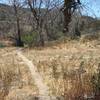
[0,42,6,48]
[22,32,39,47]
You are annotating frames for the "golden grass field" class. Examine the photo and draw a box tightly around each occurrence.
[0,39,100,100]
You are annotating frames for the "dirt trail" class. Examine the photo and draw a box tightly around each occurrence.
[17,50,56,100]
[1,48,58,99]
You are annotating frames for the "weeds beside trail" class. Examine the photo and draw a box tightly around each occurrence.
[17,50,56,100]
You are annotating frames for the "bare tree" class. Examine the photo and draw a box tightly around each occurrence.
[26,0,63,46]
[26,0,45,46]
[9,0,24,46]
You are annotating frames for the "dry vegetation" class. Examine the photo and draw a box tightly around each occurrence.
[0,48,38,100]
[0,0,100,99]
[23,39,100,99]
[0,38,100,99]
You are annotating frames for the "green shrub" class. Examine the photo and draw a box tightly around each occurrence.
[49,31,64,40]
[22,32,39,47]
[0,43,6,48]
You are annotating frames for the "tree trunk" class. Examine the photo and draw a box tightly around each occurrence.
[14,3,23,47]
[63,0,72,34]
[63,0,81,37]
[38,22,45,46]
[16,17,24,47]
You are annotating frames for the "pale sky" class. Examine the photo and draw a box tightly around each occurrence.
[81,0,100,18]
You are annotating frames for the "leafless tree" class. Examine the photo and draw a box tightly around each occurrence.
[9,0,24,46]
[26,0,63,46]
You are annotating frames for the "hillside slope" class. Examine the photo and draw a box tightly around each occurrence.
[0,3,100,38]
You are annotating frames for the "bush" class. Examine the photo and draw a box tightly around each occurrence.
[49,31,64,40]
[22,32,39,47]
[0,42,6,48]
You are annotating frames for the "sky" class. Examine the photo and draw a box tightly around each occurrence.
[0,0,100,18]
[81,0,100,18]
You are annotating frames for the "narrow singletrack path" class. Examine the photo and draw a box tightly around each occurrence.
[17,50,56,100]
[1,48,64,100]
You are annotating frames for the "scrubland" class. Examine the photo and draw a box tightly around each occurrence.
[0,38,100,100]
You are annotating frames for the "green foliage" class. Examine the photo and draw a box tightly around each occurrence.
[50,31,64,40]
[56,32,65,39]
[0,42,6,48]
[22,32,39,47]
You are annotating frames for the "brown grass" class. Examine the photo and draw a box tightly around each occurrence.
[23,40,100,99]
[0,48,38,100]
[0,39,100,99]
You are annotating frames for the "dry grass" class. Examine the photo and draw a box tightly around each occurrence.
[23,40,100,99]
[0,48,38,100]
[0,40,100,99]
